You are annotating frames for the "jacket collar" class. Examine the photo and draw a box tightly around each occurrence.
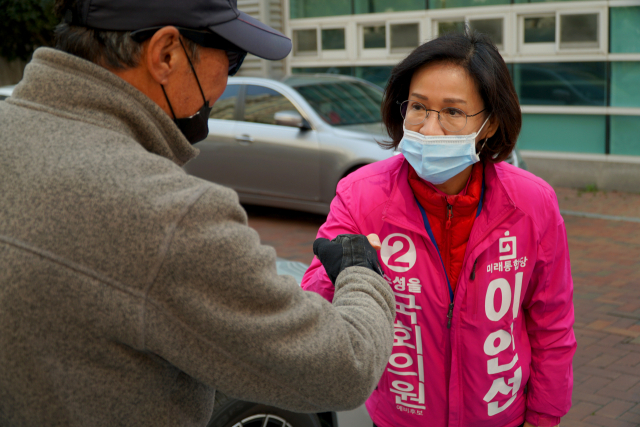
[465,161,524,260]
[382,158,525,253]
[382,158,431,239]
[10,48,198,166]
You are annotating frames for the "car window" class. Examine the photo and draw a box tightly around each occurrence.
[210,84,239,120]
[243,85,298,125]
[292,81,382,126]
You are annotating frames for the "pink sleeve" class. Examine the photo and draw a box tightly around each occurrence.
[300,180,362,303]
[523,219,576,422]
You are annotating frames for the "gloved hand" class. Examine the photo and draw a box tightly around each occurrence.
[313,234,384,285]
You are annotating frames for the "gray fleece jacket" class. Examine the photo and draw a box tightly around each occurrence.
[0,48,395,427]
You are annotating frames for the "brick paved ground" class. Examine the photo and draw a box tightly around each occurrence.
[246,186,640,426]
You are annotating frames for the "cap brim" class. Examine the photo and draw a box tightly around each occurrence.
[208,11,291,61]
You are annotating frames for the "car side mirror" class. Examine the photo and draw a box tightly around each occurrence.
[274,110,311,130]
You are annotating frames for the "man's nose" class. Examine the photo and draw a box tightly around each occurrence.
[418,112,445,136]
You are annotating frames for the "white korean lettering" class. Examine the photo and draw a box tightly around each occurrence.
[484,367,522,416]
[393,327,415,349]
[511,323,515,351]
[483,330,511,356]
[389,353,413,369]
[395,293,422,325]
[499,231,517,261]
[512,272,523,320]
[487,354,519,374]
[391,381,426,409]
[408,278,422,293]
[485,278,512,321]
[393,276,406,292]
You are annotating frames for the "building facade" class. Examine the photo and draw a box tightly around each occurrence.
[236,0,288,79]
[284,0,640,183]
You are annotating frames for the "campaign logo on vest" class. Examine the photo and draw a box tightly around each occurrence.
[488,231,527,275]
[381,233,416,272]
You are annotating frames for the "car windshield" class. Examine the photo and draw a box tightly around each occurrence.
[291,80,383,126]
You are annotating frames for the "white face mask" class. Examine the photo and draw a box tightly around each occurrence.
[399,115,491,185]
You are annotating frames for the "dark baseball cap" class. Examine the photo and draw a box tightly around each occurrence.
[63,0,292,60]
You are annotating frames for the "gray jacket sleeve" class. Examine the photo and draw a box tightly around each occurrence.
[142,184,395,413]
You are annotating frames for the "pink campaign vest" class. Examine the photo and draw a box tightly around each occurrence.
[301,156,576,427]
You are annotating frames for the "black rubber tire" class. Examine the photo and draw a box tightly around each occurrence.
[207,391,323,427]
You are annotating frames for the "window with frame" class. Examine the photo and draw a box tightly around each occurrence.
[512,62,606,106]
[293,29,318,55]
[559,13,599,49]
[243,86,299,125]
[322,28,346,50]
[390,23,420,53]
[363,25,386,49]
[520,12,601,53]
[523,16,555,44]
[437,20,465,36]
[469,18,504,49]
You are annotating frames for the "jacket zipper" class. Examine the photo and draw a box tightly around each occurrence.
[470,258,478,280]
[469,257,479,318]
[445,201,453,328]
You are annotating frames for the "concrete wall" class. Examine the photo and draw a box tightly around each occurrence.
[521,151,640,194]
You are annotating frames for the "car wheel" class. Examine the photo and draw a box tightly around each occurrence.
[207,392,324,427]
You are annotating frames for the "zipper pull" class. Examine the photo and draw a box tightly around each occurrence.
[446,203,453,230]
[470,258,478,280]
[447,302,454,328]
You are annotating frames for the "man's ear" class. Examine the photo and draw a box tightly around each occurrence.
[144,26,183,85]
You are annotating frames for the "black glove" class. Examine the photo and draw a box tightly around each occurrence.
[313,234,384,285]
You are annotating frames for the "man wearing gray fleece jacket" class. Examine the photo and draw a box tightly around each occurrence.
[0,1,395,426]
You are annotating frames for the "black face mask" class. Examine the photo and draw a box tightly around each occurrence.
[162,39,212,145]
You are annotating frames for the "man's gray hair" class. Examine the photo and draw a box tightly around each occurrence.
[54,23,200,70]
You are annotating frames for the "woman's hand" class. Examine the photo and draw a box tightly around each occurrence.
[366,233,382,250]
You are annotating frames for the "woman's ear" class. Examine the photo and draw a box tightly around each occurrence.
[476,115,498,153]
[482,114,499,140]
[144,26,183,85]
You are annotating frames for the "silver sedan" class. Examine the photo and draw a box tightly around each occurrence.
[184,74,397,214]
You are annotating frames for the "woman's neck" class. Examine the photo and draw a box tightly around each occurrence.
[433,165,474,195]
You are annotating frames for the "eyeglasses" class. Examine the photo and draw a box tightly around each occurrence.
[130,27,247,76]
[399,100,486,133]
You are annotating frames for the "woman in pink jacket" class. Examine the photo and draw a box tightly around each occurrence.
[302,30,576,427]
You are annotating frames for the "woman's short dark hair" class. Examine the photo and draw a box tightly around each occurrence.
[381,29,521,163]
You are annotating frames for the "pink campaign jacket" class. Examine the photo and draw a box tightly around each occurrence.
[301,155,576,427]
